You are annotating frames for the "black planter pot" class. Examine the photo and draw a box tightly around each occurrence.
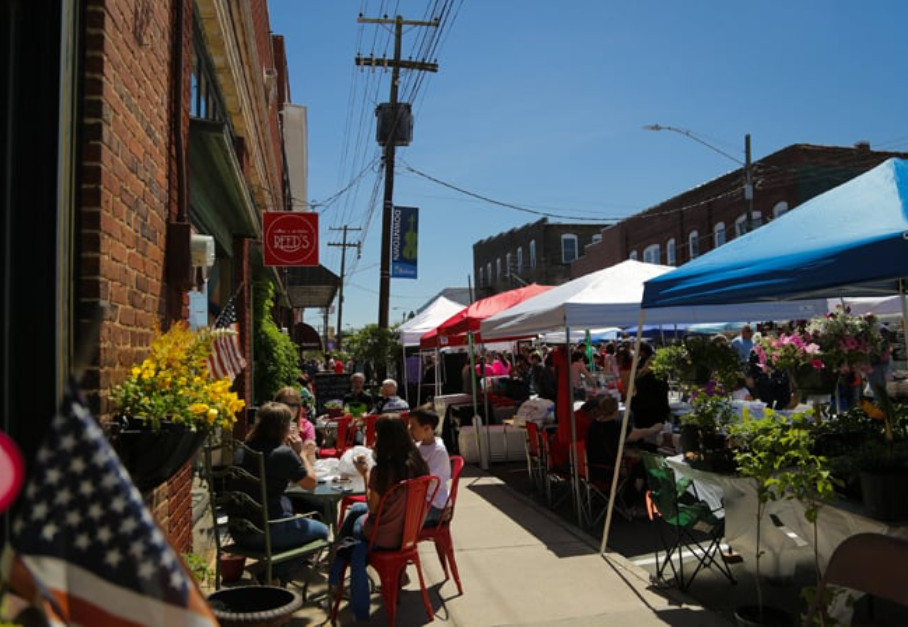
[860,468,908,522]
[679,424,701,455]
[792,365,838,397]
[734,604,792,627]
[207,585,302,627]
[109,416,209,493]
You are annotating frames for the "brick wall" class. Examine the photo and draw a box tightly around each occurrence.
[80,0,195,552]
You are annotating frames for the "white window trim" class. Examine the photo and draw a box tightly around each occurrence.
[714,221,726,247]
[666,238,676,266]
[643,244,660,264]
[561,234,579,263]
[689,230,700,259]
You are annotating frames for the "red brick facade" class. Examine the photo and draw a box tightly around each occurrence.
[572,144,908,277]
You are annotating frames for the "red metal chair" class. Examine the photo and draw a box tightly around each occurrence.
[417,455,465,594]
[362,413,380,448]
[331,474,440,625]
[317,415,353,459]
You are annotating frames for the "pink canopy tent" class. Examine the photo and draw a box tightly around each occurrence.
[418,284,554,349]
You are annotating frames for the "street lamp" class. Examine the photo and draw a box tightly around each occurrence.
[644,124,755,234]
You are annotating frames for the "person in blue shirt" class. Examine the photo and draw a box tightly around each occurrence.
[730,325,755,365]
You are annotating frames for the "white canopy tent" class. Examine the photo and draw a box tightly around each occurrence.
[398,296,465,347]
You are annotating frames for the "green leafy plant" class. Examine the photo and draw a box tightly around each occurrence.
[344,323,402,382]
[182,552,212,586]
[650,336,740,390]
[680,392,736,432]
[252,276,301,405]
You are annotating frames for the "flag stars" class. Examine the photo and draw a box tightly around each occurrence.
[87,502,104,520]
[105,548,123,568]
[70,457,87,474]
[79,479,94,496]
[101,471,119,490]
[31,502,49,521]
[97,525,112,545]
[54,487,73,507]
[45,468,62,485]
[169,569,184,590]
[138,561,156,580]
[41,522,59,541]
[121,518,138,534]
[129,539,146,558]
[65,510,82,529]
[74,532,91,551]
[110,495,127,514]
[59,434,77,451]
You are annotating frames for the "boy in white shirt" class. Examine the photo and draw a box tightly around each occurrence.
[408,407,451,526]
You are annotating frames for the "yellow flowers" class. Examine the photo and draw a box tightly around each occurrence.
[111,322,245,432]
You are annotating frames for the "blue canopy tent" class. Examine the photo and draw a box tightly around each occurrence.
[642,158,908,308]
[599,158,908,556]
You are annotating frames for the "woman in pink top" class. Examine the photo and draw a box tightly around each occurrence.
[274,386,317,449]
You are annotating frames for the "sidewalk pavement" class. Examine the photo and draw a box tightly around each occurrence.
[286,464,731,626]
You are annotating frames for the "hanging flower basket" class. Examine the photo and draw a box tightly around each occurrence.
[109,416,210,493]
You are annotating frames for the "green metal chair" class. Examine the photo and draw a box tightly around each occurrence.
[202,439,329,595]
[639,451,736,591]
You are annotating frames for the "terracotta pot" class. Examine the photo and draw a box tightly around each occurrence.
[219,555,247,583]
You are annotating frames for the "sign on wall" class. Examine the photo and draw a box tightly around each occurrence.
[263,212,319,266]
[391,205,418,279]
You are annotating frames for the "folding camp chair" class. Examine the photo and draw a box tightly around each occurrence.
[572,441,635,529]
[524,421,547,495]
[639,451,735,591]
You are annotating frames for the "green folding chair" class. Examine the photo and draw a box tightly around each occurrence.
[639,451,736,591]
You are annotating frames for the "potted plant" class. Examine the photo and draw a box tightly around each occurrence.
[109,322,245,492]
[651,336,740,390]
[324,399,346,418]
[679,391,736,472]
[727,412,798,626]
[854,385,908,521]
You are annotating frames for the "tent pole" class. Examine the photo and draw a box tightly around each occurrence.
[900,281,908,365]
[601,309,646,555]
[435,347,441,399]
[468,332,488,470]
[568,325,582,525]
[401,345,410,405]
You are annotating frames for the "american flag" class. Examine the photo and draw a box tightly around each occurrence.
[207,293,247,382]
[4,385,217,626]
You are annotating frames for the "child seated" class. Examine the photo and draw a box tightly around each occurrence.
[408,407,451,526]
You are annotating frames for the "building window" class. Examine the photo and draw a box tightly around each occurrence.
[736,211,763,236]
[190,39,225,122]
[666,238,676,266]
[496,257,502,280]
[561,234,579,263]
[506,252,512,277]
[643,244,660,264]
[689,231,700,259]
[487,263,492,284]
[591,233,602,244]
[773,201,789,219]
[516,246,523,273]
[629,250,638,260]
[714,222,726,247]
[478,267,484,287]
[530,240,537,268]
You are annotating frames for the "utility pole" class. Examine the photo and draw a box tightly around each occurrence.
[356,14,438,331]
[744,133,754,234]
[328,225,361,351]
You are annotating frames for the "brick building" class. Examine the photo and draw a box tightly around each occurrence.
[4,0,306,553]
[572,143,908,276]
[473,218,610,297]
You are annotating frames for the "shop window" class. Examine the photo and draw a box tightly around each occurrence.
[643,244,660,264]
[666,238,677,266]
[689,231,700,259]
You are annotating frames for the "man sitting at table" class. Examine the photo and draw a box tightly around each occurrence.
[373,378,410,414]
[343,372,374,416]
[408,407,451,526]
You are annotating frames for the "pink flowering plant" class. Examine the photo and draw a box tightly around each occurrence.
[805,306,883,375]
[754,307,883,376]
[754,332,823,374]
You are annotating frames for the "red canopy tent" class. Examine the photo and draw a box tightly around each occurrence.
[418,284,554,349]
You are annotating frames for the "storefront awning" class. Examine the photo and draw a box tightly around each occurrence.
[286,265,340,309]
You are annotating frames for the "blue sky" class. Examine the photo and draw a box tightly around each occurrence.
[268,0,908,332]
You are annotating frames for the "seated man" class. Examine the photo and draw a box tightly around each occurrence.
[373,378,410,414]
[343,372,374,415]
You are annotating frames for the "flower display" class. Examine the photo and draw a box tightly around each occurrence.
[806,306,882,375]
[755,307,882,376]
[753,332,823,374]
[110,322,245,432]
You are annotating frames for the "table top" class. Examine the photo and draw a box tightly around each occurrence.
[286,479,365,500]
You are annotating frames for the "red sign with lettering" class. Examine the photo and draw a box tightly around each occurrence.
[263,212,319,266]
